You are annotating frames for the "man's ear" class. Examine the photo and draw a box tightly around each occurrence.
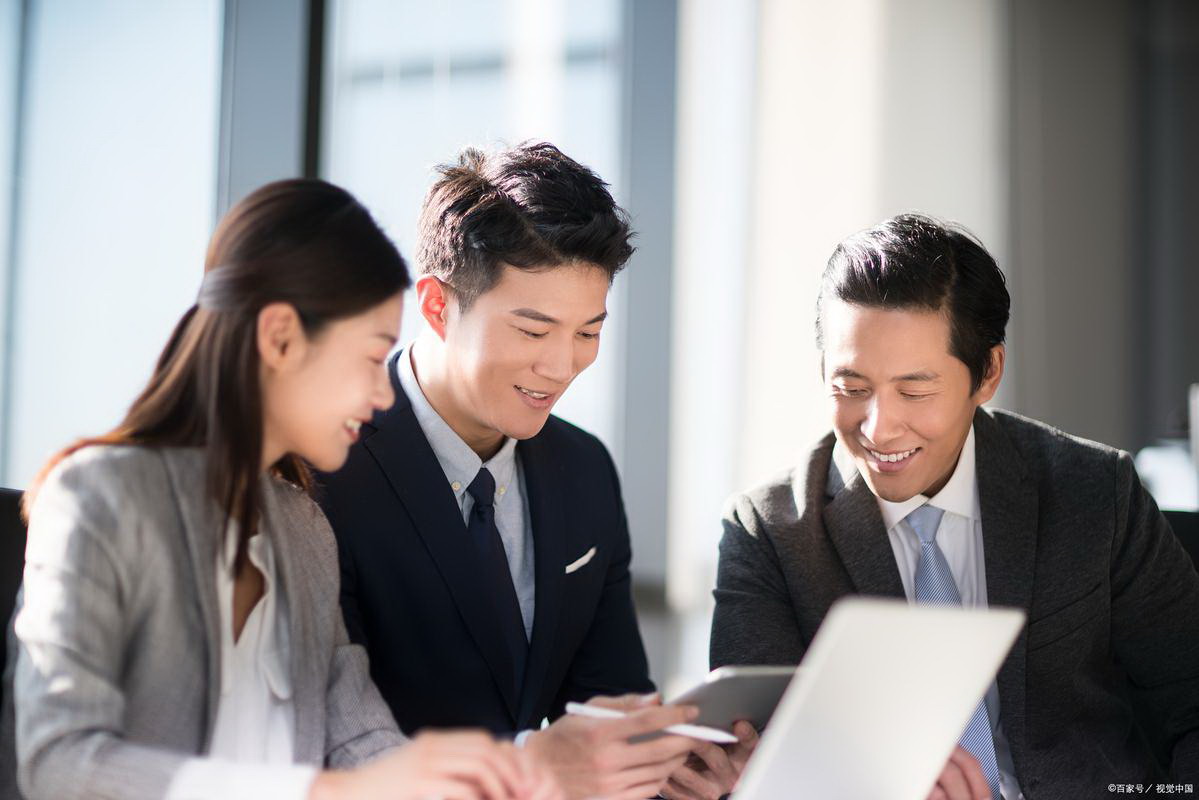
[973,344,1005,405]
[257,302,305,371]
[416,275,455,341]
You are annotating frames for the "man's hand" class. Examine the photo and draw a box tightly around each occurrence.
[925,747,991,800]
[525,693,700,800]
[658,720,758,800]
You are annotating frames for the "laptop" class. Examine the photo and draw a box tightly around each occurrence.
[734,597,1024,800]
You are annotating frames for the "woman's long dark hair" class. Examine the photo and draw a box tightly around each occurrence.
[24,179,410,572]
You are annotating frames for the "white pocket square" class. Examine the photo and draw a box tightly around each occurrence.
[564,546,597,574]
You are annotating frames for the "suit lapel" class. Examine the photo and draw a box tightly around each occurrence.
[364,355,522,722]
[515,433,565,726]
[159,448,223,749]
[973,408,1036,769]
[821,451,906,598]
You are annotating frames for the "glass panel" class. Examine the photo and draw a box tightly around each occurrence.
[4,0,221,487]
[322,0,625,450]
[0,0,21,481]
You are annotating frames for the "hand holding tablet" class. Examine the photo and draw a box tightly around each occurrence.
[666,665,796,734]
[565,665,796,745]
[653,671,789,800]
[564,702,738,744]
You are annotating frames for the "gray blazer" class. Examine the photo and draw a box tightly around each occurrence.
[711,408,1199,796]
[6,445,405,799]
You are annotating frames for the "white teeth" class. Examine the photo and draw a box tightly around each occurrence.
[345,419,361,433]
[516,386,549,400]
[869,448,916,463]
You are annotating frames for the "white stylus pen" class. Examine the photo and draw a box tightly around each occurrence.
[564,701,739,744]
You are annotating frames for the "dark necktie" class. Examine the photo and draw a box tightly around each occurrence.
[466,467,528,697]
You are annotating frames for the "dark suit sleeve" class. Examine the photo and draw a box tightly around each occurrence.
[710,492,804,670]
[1109,451,1199,778]
[550,449,654,715]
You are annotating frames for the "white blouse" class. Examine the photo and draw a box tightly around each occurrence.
[164,527,317,799]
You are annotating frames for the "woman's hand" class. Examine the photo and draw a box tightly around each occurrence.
[310,730,563,800]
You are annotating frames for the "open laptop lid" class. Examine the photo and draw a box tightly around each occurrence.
[734,597,1025,800]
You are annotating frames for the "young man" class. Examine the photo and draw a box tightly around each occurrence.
[317,143,698,800]
[701,214,1199,799]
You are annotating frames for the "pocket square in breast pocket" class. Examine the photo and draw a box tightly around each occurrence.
[564,546,597,574]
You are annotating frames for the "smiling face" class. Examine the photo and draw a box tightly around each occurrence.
[821,299,1003,502]
[417,262,609,455]
[261,293,403,472]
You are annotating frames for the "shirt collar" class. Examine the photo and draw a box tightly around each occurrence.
[397,344,519,505]
[874,425,981,531]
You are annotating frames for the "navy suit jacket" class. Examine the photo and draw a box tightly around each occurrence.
[316,352,654,735]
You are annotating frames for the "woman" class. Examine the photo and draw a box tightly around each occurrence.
[9,179,560,800]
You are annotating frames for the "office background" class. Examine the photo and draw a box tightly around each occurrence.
[0,0,1196,693]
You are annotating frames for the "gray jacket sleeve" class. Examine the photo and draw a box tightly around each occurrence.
[283,489,406,768]
[710,488,805,670]
[323,598,407,767]
[14,461,189,800]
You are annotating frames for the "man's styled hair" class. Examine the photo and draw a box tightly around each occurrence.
[815,213,1011,393]
[417,141,634,310]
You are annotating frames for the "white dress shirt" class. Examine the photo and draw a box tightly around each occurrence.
[838,427,1024,799]
[164,527,316,799]
[399,343,536,638]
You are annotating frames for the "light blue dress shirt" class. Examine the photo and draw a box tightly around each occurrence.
[397,346,535,640]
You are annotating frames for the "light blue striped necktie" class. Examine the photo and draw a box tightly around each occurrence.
[908,504,1002,799]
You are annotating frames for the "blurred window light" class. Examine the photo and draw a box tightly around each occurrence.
[0,0,221,488]
[0,0,19,481]
[321,0,626,451]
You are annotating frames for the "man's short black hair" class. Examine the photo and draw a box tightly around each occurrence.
[816,213,1010,392]
[417,141,635,310]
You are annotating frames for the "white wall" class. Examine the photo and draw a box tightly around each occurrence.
[660,0,1009,684]
[740,0,1008,489]
[660,0,757,687]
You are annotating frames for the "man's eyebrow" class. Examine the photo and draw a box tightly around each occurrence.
[892,371,939,382]
[510,308,609,326]
[375,333,398,346]
[829,367,940,382]
[510,308,558,324]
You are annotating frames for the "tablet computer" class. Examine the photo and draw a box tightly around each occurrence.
[733,597,1024,800]
[669,665,796,732]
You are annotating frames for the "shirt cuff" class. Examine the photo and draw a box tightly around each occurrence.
[514,729,535,748]
[165,758,318,800]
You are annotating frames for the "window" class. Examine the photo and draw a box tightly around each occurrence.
[0,0,221,487]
